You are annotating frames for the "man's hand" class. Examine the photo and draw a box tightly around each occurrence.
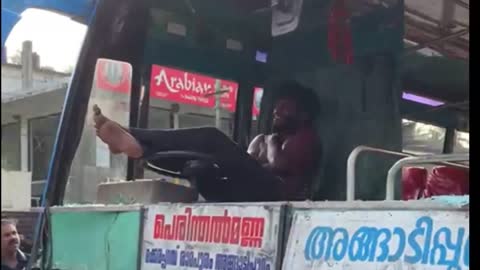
[266,129,317,175]
[266,134,282,146]
[247,134,266,161]
[266,134,288,172]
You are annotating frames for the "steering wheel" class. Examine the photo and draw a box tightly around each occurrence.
[144,151,223,179]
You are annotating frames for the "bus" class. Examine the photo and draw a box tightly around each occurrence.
[1,0,469,269]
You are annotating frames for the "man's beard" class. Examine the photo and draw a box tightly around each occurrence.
[3,239,19,253]
[9,239,19,248]
[272,118,298,134]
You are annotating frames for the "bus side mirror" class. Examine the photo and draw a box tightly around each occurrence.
[90,58,133,121]
[93,58,133,96]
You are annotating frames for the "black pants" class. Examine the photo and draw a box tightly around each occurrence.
[129,127,282,202]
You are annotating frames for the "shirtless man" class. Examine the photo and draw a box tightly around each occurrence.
[94,81,319,201]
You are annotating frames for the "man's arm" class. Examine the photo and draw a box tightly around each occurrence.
[266,131,317,174]
[247,134,265,160]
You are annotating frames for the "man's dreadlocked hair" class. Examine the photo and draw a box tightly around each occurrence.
[274,81,320,124]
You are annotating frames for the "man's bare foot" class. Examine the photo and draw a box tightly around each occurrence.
[108,145,122,154]
[93,105,143,158]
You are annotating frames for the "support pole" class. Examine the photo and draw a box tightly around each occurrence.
[214,80,222,129]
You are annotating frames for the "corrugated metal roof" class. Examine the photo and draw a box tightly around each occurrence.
[1,63,71,103]
[1,80,69,103]
[405,0,469,59]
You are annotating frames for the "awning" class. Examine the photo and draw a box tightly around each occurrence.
[1,0,96,47]
[1,9,21,46]
[404,0,469,60]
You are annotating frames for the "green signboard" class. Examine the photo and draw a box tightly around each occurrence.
[51,208,142,270]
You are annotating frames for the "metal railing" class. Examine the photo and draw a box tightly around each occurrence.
[346,146,410,201]
[346,145,469,201]
[385,153,469,200]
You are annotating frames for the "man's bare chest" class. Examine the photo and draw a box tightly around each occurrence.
[256,140,269,164]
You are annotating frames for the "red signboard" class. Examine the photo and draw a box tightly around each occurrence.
[150,65,238,112]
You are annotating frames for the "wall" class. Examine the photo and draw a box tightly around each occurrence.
[1,169,32,210]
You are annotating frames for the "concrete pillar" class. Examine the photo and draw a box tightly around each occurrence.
[440,0,456,30]
[32,52,40,70]
[173,113,180,129]
[21,41,33,90]
[170,103,180,129]
[214,80,222,129]
[20,117,29,172]
[443,127,456,154]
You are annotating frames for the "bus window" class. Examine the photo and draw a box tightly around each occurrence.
[148,107,171,129]
[1,122,21,171]
[250,87,264,140]
[402,119,446,155]
[454,131,469,154]
[29,114,61,181]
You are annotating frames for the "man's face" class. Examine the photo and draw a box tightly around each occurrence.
[272,98,299,132]
[1,224,20,253]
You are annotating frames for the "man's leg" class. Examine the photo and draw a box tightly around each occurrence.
[129,127,283,201]
[195,172,280,202]
[94,108,281,201]
[128,127,239,161]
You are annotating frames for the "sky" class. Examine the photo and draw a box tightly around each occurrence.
[5,9,87,72]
